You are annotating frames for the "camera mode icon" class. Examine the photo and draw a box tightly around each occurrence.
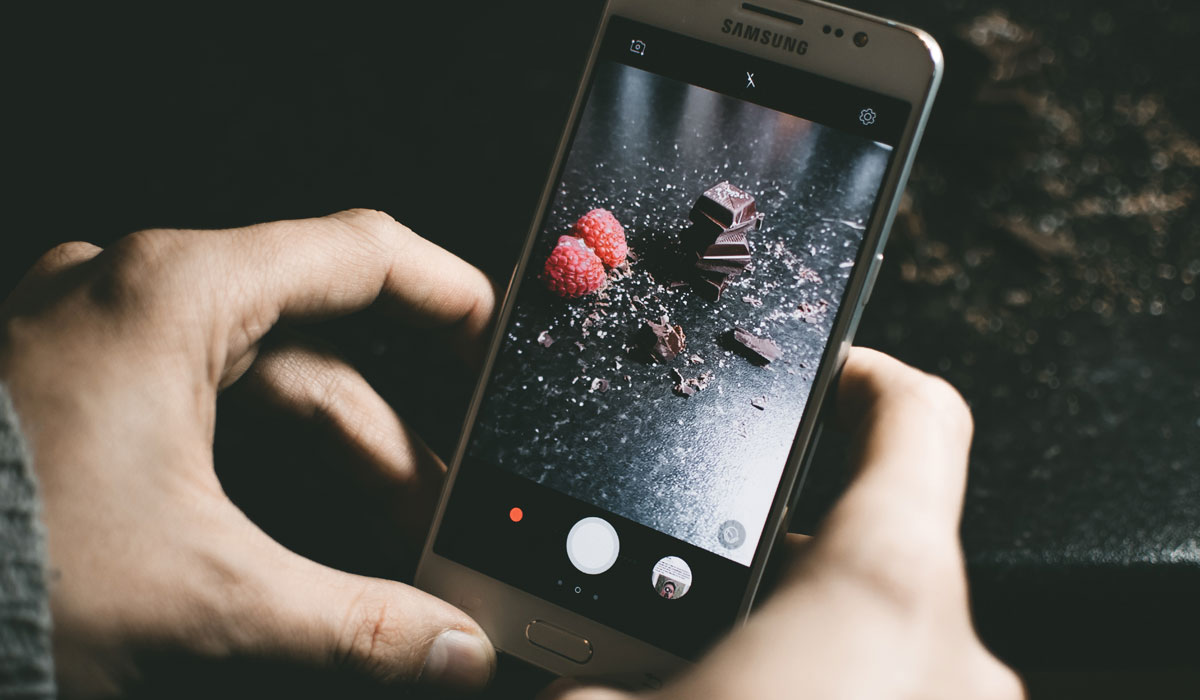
[717,520,746,549]
[630,39,646,56]
[858,108,877,126]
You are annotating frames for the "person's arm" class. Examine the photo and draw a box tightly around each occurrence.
[0,384,56,700]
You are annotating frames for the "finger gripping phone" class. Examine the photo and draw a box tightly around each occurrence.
[418,0,941,687]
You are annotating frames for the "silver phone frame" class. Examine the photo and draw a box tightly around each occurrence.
[416,0,943,687]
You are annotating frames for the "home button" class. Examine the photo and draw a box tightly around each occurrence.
[525,620,593,663]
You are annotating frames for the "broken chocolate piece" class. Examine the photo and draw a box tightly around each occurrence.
[730,327,783,364]
[699,242,751,264]
[672,368,697,397]
[692,181,759,228]
[688,209,759,241]
[639,319,686,363]
[671,368,713,397]
[697,276,730,301]
[687,182,763,301]
[694,257,750,278]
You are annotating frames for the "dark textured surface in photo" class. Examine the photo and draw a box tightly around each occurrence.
[468,61,889,564]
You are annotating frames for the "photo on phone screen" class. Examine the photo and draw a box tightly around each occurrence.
[431,16,911,658]
[471,57,890,565]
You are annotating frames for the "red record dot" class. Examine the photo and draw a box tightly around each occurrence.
[509,507,524,523]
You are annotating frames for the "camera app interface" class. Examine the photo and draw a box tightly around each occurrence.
[435,17,908,657]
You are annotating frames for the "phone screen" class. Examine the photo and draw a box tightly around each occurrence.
[434,16,910,659]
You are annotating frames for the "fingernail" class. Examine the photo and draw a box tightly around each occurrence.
[419,629,494,692]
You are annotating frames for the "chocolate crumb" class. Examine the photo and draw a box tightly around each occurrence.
[730,327,783,365]
[687,354,704,365]
[797,299,830,324]
[671,368,713,397]
[640,318,686,363]
[751,396,768,410]
[537,331,555,348]
[590,378,610,393]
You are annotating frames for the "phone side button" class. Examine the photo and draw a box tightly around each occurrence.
[525,620,594,664]
[861,253,884,307]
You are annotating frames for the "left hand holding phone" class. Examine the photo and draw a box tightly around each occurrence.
[0,210,498,697]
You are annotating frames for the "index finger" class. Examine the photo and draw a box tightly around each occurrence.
[211,209,496,359]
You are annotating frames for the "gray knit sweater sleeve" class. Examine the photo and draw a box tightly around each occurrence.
[0,384,56,698]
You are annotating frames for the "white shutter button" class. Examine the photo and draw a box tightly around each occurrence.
[566,517,620,575]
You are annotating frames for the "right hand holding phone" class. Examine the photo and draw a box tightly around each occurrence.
[551,348,1025,700]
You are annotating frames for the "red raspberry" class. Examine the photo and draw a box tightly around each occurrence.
[543,235,607,298]
[571,208,628,267]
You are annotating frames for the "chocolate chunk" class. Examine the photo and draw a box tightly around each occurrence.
[671,368,713,397]
[694,257,749,277]
[640,319,686,363]
[688,209,759,239]
[699,242,751,264]
[714,229,751,246]
[687,183,763,302]
[697,276,730,301]
[730,327,782,364]
[692,181,759,228]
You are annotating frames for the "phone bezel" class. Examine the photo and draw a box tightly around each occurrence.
[416,0,943,686]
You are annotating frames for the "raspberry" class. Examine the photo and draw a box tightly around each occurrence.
[543,235,607,298]
[571,208,628,267]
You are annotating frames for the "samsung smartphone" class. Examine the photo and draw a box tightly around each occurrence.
[417,0,942,687]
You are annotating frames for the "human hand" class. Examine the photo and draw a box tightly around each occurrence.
[0,210,498,698]
[550,348,1024,700]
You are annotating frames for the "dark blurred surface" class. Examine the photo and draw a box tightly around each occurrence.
[6,1,1198,698]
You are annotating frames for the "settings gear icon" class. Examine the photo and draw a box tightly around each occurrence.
[858,108,877,126]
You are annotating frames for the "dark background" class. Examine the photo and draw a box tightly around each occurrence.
[6,1,1198,698]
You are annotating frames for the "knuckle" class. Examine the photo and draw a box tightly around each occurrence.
[903,372,974,437]
[86,228,201,314]
[331,208,415,251]
[338,586,410,681]
[38,240,101,272]
[86,229,189,309]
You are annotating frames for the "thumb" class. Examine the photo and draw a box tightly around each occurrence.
[234,543,496,693]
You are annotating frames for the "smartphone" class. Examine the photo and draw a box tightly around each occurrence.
[417,0,942,688]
